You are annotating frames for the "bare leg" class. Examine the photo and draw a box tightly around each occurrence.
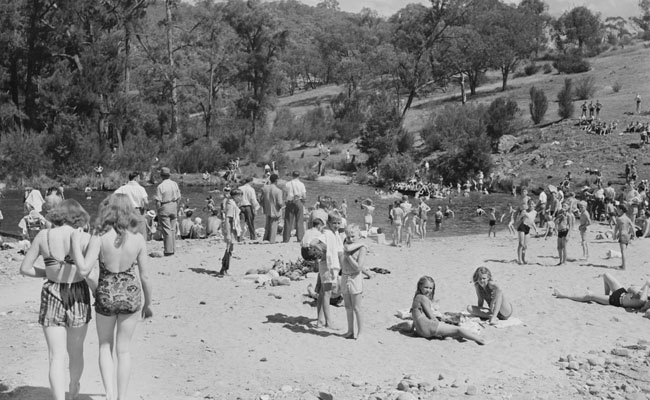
[116,312,140,400]
[343,291,354,337]
[43,326,67,400]
[620,242,626,270]
[96,314,117,400]
[436,322,485,345]
[602,272,623,295]
[351,293,363,338]
[66,325,88,400]
[467,305,491,319]
[552,288,610,305]
[581,231,588,259]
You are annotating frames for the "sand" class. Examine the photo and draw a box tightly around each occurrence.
[1,222,650,400]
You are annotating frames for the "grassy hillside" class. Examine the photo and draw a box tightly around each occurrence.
[271,42,650,190]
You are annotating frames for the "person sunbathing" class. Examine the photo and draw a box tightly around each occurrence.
[553,272,650,310]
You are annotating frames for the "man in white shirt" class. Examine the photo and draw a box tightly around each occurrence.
[238,176,260,240]
[115,171,149,238]
[154,167,181,256]
[283,171,307,243]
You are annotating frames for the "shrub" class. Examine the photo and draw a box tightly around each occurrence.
[553,54,590,74]
[612,81,622,93]
[0,131,51,181]
[485,97,519,148]
[331,93,365,143]
[529,86,548,125]
[378,154,416,183]
[169,138,229,173]
[396,130,414,154]
[542,63,553,74]
[435,135,493,184]
[423,104,486,153]
[557,78,575,120]
[357,97,402,167]
[574,76,596,100]
[524,63,541,76]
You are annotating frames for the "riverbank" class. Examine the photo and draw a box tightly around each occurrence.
[1,222,649,399]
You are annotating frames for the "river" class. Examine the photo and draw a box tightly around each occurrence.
[0,181,514,239]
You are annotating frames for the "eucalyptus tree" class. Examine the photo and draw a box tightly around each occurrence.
[554,6,602,52]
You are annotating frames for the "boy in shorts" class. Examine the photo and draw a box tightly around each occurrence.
[614,204,634,270]
[316,212,344,329]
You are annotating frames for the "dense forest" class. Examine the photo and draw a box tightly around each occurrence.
[1,0,649,186]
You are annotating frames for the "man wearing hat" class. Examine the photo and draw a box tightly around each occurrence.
[283,171,307,243]
[115,171,149,238]
[154,167,181,256]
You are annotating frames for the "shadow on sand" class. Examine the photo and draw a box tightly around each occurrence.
[0,386,97,400]
[189,267,220,277]
[264,313,338,337]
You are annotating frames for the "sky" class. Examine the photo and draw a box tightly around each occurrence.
[294,0,640,19]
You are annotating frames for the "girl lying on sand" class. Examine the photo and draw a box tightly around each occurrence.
[411,276,485,345]
[553,272,650,310]
[467,267,513,325]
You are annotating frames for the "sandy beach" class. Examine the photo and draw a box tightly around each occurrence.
[1,222,650,400]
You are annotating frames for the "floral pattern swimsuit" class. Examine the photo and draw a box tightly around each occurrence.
[94,252,142,316]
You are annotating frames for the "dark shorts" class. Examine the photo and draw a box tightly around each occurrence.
[489,220,496,226]
[608,288,627,307]
[517,224,530,235]
[558,229,569,238]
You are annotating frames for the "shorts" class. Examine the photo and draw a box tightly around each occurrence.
[39,280,92,328]
[315,273,341,297]
[557,229,569,238]
[364,215,373,225]
[619,233,630,245]
[341,273,363,295]
[608,288,627,307]
[517,224,530,235]
[489,220,496,226]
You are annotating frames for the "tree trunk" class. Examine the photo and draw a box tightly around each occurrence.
[124,23,131,94]
[166,0,178,138]
[205,63,214,138]
[400,88,416,124]
[501,65,509,92]
[459,74,466,105]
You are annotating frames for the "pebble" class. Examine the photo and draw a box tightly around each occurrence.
[280,385,292,393]
[465,385,477,396]
[568,361,580,370]
[351,381,365,387]
[612,349,630,357]
[588,357,605,366]
[149,251,164,258]
[395,393,416,400]
[258,395,270,400]
[397,380,411,391]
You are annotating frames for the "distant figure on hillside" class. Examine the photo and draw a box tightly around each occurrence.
[580,101,587,120]
[588,101,595,119]
[595,100,602,119]
[94,163,104,179]
[636,94,641,114]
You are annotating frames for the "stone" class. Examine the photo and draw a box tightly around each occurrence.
[259,396,270,400]
[351,381,365,387]
[397,380,412,391]
[625,393,646,400]
[465,385,477,396]
[280,385,292,393]
[395,393,416,400]
[612,348,630,357]
[588,357,605,366]
[498,135,519,154]
[559,356,568,362]
[567,354,578,362]
[149,251,164,258]
[559,362,570,369]
[568,361,580,370]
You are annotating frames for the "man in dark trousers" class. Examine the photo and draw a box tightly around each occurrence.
[261,174,284,243]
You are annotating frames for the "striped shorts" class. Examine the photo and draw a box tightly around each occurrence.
[39,280,92,328]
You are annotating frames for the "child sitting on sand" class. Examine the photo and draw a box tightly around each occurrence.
[467,267,512,324]
[301,218,326,261]
[553,272,650,310]
[341,224,373,339]
[411,276,485,345]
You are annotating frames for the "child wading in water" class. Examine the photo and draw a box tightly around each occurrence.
[487,207,497,237]
[410,276,485,345]
[341,224,373,339]
[467,267,512,324]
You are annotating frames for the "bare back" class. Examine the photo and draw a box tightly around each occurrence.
[98,230,145,273]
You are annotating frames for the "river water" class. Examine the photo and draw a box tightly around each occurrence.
[0,181,513,239]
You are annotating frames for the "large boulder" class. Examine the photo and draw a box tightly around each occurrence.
[498,135,518,153]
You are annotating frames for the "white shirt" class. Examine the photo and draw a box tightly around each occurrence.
[115,181,149,209]
[285,178,306,201]
[538,191,547,205]
[238,183,260,211]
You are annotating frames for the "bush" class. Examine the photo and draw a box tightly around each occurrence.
[557,78,575,120]
[574,76,596,100]
[529,86,548,125]
[378,154,416,183]
[553,54,591,74]
[396,130,414,154]
[0,131,51,182]
[435,135,493,184]
[524,63,541,76]
[357,97,402,167]
[331,93,365,143]
[485,97,519,147]
[169,138,229,173]
[612,81,622,93]
[542,63,553,74]
[423,104,486,153]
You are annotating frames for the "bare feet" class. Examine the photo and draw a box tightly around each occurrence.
[68,382,80,400]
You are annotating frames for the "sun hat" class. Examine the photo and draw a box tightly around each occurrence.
[160,167,171,177]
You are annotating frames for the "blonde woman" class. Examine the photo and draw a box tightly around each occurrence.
[73,194,153,400]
